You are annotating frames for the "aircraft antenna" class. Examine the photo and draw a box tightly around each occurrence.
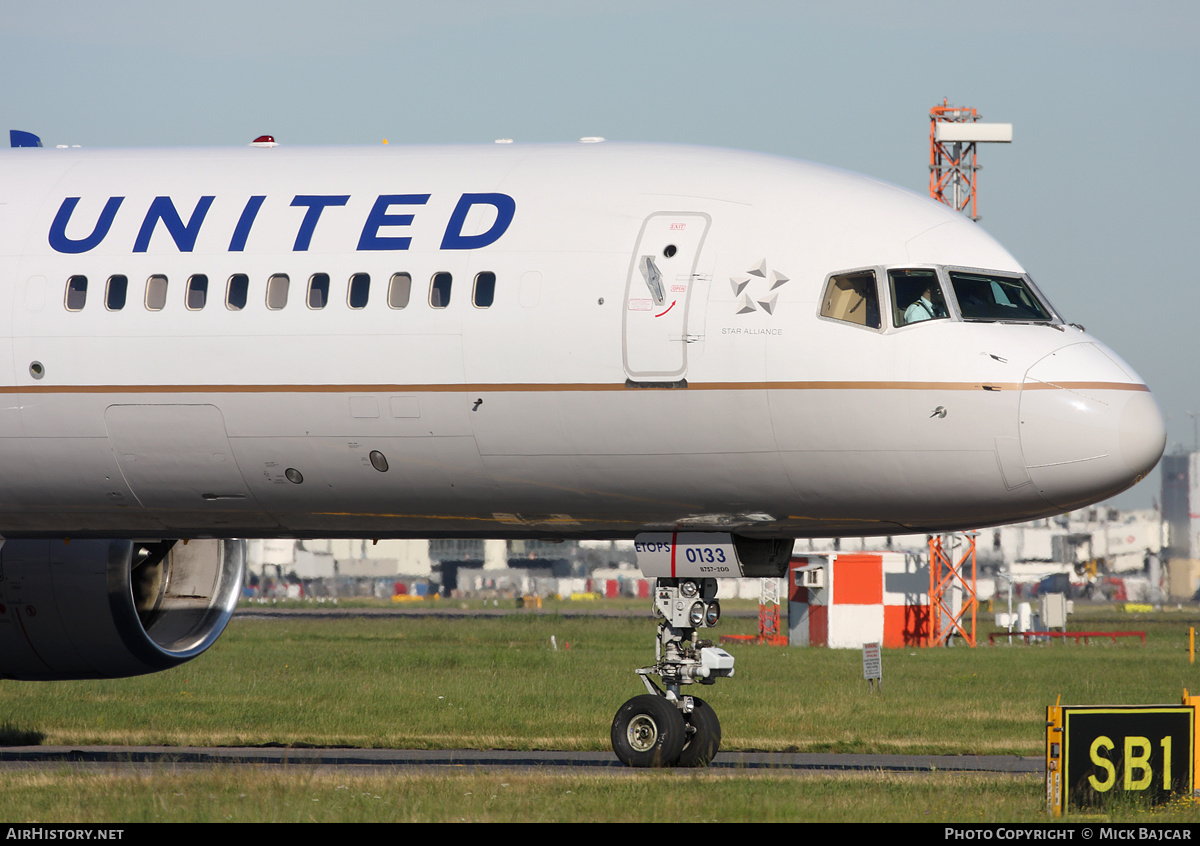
[928,100,1012,221]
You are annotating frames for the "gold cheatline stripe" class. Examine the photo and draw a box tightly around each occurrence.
[0,380,1151,394]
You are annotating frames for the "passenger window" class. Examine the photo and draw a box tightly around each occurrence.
[186,274,208,311]
[266,274,289,310]
[105,275,127,311]
[65,276,88,311]
[947,271,1052,322]
[348,273,370,309]
[472,271,496,308]
[820,270,880,329]
[226,274,249,310]
[388,273,411,309]
[145,275,168,311]
[889,269,948,327]
[308,273,329,310]
[430,272,452,308]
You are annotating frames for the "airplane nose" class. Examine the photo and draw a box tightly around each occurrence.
[1019,342,1166,510]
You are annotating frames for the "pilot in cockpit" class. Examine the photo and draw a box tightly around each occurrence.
[904,285,945,324]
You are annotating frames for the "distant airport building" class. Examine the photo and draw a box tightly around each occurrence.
[1163,451,1200,599]
[242,501,1174,604]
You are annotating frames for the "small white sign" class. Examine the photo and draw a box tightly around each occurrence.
[934,122,1013,143]
[862,642,882,681]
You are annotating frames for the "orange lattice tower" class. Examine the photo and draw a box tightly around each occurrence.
[720,578,787,646]
[756,576,787,646]
[928,533,978,647]
[929,100,1012,222]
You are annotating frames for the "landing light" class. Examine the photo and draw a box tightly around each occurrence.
[705,601,721,627]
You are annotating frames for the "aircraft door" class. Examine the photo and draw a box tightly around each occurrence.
[622,212,711,383]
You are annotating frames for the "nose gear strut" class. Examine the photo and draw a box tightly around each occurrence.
[610,578,734,768]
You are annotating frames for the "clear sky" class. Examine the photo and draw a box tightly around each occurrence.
[3,0,1196,511]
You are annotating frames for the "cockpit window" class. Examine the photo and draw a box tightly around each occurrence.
[890,268,948,327]
[947,271,1053,322]
[820,270,880,329]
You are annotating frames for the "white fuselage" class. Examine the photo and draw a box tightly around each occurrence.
[0,142,1165,539]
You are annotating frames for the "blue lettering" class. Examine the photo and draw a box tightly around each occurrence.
[49,190,518,255]
[48,197,124,254]
[229,195,266,251]
[357,194,430,251]
[290,195,350,251]
[440,193,515,250]
[133,196,215,252]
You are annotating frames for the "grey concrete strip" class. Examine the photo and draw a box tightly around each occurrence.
[0,746,1043,775]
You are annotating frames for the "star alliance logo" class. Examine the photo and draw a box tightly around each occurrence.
[730,259,789,315]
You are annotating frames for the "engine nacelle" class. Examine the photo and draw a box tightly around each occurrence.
[0,538,244,680]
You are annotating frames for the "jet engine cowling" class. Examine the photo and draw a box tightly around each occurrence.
[0,538,244,680]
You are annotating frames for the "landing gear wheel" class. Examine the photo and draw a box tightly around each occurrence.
[676,697,721,768]
[611,694,686,768]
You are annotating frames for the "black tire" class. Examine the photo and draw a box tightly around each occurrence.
[611,694,686,768]
[676,697,721,767]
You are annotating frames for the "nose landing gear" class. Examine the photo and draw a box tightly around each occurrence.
[611,578,734,767]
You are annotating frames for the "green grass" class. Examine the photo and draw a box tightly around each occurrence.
[2,770,1199,823]
[0,770,1067,823]
[3,605,1200,821]
[1,606,1198,753]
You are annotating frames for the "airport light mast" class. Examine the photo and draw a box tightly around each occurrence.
[926,101,1010,645]
[928,100,1012,221]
